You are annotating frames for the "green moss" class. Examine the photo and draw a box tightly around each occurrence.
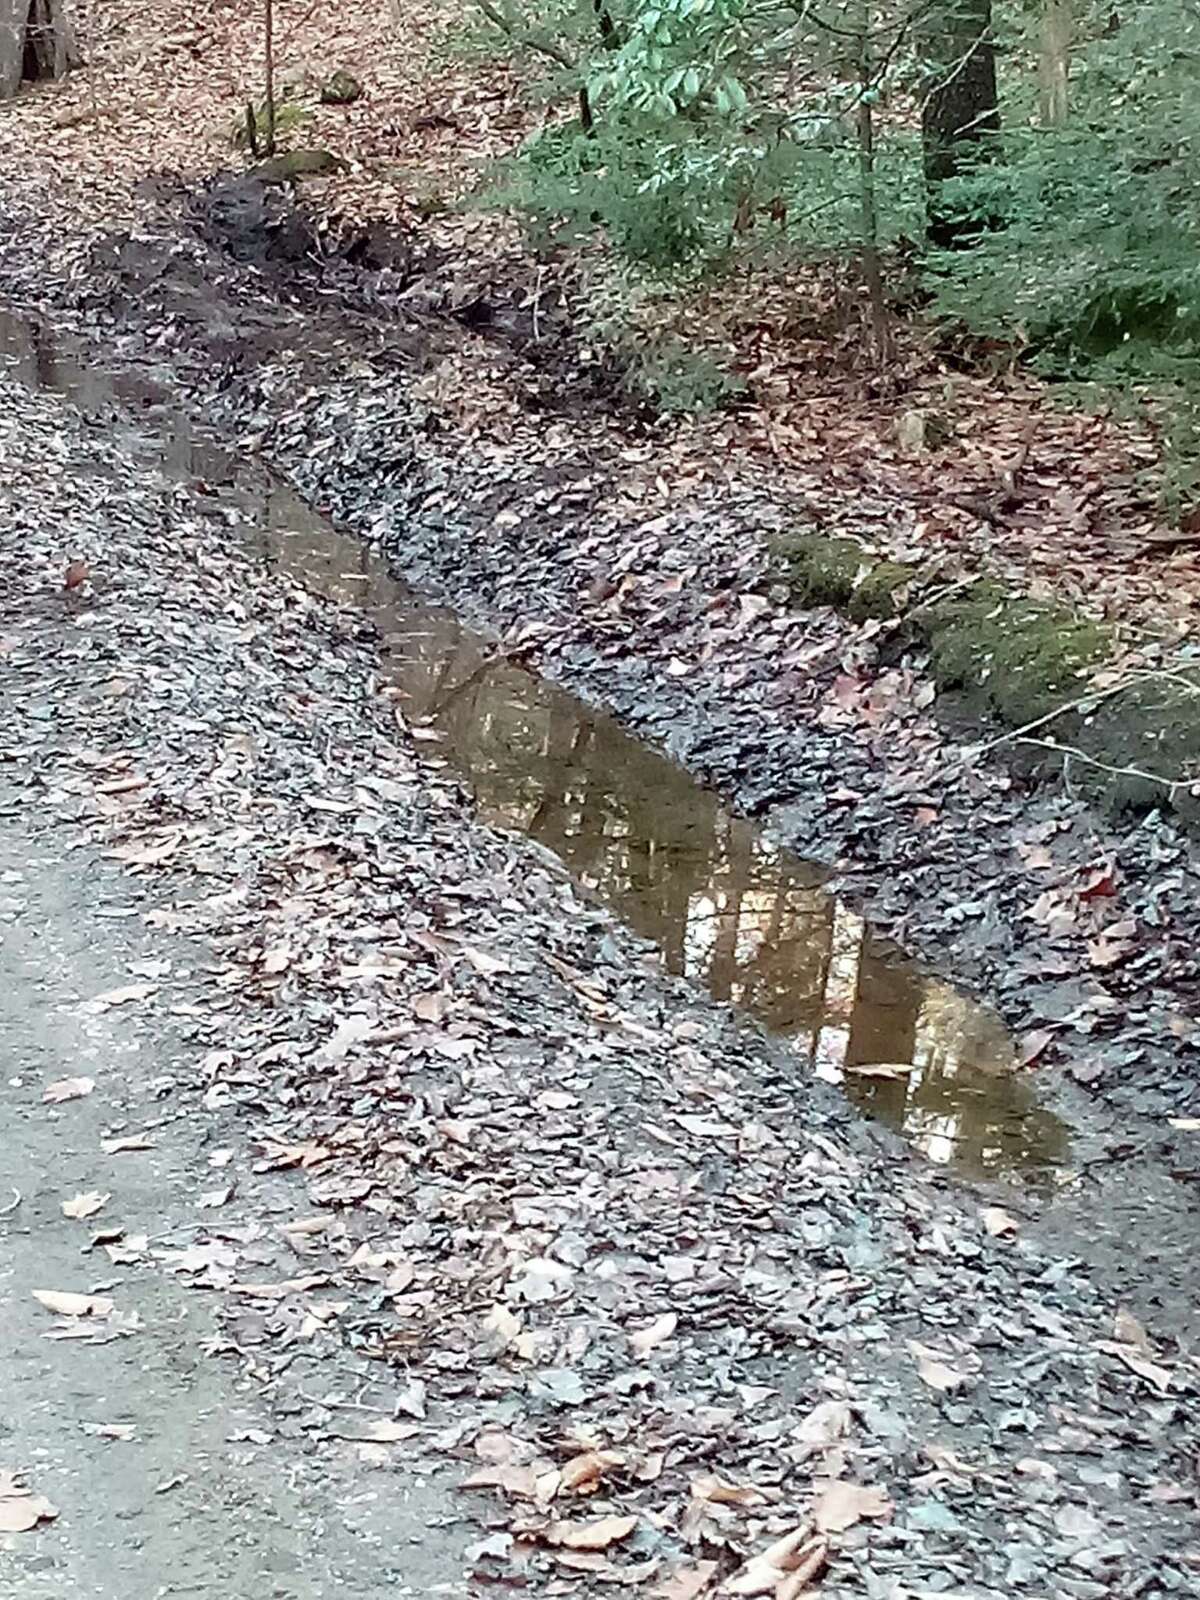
[232,101,314,151]
[770,532,864,610]
[769,530,1200,820]
[925,587,1108,726]
[771,532,915,621]
[251,148,348,183]
[848,560,915,623]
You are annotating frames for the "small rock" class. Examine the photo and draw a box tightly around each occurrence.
[320,70,363,105]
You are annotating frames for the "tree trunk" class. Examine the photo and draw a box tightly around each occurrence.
[855,5,892,366]
[1,0,79,99]
[921,0,1002,248]
[262,0,276,156]
[1038,0,1072,127]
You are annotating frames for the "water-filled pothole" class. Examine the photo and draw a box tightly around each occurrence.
[0,308,1069,1180]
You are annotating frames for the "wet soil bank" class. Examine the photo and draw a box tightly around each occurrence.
[3,310,1200,1600]
[3,181,1200,1253]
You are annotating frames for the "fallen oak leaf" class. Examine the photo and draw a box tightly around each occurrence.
[44,1076,95,1104]
[722,1525,826,1597]
[0,1469,58,1533]
[559,1450,625,1494]
[62,1191,110,1220]
[691,1474,768,1508]
[654,1561,719,1600]
[545,1513,638,1551]
[981,1206,1019,1238]
[630,1311,678,1357]
[907,1340,972,1393]
[812,1479,892,1534]
[32,1289,114,1318]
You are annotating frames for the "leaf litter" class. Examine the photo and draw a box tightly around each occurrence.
[0,348,1197,1592]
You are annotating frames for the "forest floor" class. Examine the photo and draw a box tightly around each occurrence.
[2,290,1199,1600]
[0,0,1197,638]
[4,6,1200,1594]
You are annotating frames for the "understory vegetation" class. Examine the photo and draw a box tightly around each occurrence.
[466,0,1200,491]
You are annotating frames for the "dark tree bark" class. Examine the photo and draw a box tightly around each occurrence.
[0,0,79,100]
[921,0,1002,248]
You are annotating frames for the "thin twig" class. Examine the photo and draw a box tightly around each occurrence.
[901,572,982,621]
[0,1188,21,1217]
[957,677,1138,766]
[1018,738,1191,800]
[472,0,576,70]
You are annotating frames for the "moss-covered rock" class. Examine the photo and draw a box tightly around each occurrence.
[770,531,915,621]
[251,147,348,183]
[320,70,363,105]
[924,586,1109,726]
[771,532,862,610]
[848,560,915,623]
[769,529,1200,819]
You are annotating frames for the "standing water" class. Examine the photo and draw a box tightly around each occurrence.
[0,309,1068,1180]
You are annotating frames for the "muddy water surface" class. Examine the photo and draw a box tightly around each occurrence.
[1,309,1068,1180]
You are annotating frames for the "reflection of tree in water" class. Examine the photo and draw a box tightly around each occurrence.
[261,513,1068,1178]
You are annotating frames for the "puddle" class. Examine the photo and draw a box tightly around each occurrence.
[0,309,1070,1180]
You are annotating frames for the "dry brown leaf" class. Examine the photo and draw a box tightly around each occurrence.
[812,1479,892,1534]
[87,981,158,1010]
[0,1469,58,1534]
[545,1513,638,1551]
[462,944,512,977]
[559,1450,623,1494]
[1095,1339,1173,1394]
[32,1288,114,1318]
[630,1311,678,1357]
[723,1526,826,1596]
[654,1561,719,1600]
[44,1076,95,1104]
[691,1474,767,1508]
[908,1340,970,1393]
[981,1206,1019,1238]
[101,1133,155,1153]
[841,1060,913,1079]
[62,1191,109,1220]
